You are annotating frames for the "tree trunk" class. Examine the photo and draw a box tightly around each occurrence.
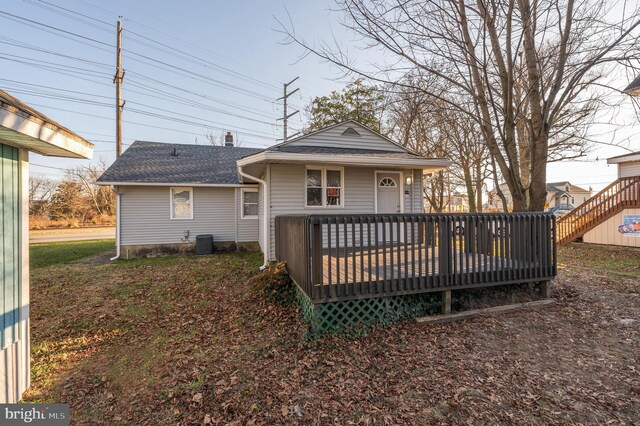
[475,162,483,213]
[463,167,477,212]
[529,134,549,211]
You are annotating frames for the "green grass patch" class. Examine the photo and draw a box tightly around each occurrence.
[559,244,640,278]
[30,239,115,269]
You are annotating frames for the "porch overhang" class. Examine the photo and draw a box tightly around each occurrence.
[0,94,93,159]
[607,151,640,164]
[237,151,451,181]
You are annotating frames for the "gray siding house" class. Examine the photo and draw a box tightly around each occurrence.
[99,121,451,264]
[97,142,262,258]
[0,89,93,402]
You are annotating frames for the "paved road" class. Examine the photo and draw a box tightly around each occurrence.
[30,228,115,243]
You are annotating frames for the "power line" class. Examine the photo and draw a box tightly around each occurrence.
[0,36,112,68]
[0,9,281,106]
[24,0,113,28]
[0,74,279,127]
[3,6,304,115]
[123,50,276,102]
[4,85,279,140]
[123,28,280,91]
[21,100,274,146]
[68,0,295,87]
[125,74,276,119]
[0,10,112,49]
[0,52,111,77]
[0,44,278,122]
[53,0,318,101]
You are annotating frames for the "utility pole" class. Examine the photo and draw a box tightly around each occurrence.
[114,17,124,157]
[276,77,299,141]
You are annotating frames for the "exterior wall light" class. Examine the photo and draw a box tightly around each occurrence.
[405,175,413,186]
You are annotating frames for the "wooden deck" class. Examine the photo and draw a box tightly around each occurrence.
[276,213,556,303]
[320,244,529,286]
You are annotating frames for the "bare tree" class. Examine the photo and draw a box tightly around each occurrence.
[29,176,57,215]
[66,161,115,217]
[281,0,640,211]
[387,80,490,212]
[48,180,89,223]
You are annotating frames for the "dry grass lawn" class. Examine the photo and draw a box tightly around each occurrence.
[24,243,640,425]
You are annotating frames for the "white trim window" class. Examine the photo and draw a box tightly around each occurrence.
[170,187,193,219]
[241,188,259,219]
[305,166,344,208]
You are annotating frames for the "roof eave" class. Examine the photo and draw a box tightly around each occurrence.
[236,151,452,170]
[96,181,258,187]
[0,105,93,159]
[607,152,640,164]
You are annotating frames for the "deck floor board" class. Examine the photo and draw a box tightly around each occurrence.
[320,244,532,286]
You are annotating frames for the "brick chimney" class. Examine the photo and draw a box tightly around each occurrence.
[225,131,233,147]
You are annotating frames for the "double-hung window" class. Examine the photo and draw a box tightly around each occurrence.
[305,167,343,208]
[170,187,193,219]
[242,189,259,219]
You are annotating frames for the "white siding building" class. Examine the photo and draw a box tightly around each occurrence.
[0,90,93,402]
[100,121,451,263]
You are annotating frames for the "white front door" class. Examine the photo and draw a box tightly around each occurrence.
[376,172,401,213]
[376,172,402,244]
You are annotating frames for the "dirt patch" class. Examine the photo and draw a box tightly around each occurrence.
[25,246,640,425]
[76,251,116,265]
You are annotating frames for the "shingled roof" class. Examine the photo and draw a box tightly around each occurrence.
[97,141,262,185]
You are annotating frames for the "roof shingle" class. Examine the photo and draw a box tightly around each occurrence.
[97,141,262,185]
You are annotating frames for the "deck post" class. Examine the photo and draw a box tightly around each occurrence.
[539,281,552,298]
[311,221,323,292]
[441,290,452,315]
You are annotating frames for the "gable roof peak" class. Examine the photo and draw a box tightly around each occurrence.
[269,119,419,155]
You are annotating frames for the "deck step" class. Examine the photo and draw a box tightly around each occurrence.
[415,299,556,324]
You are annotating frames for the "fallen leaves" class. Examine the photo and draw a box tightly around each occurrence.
[22,248,640,425]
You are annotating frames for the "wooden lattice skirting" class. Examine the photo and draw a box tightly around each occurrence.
[295,285,439,336]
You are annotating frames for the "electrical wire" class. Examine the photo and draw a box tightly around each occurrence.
[20,100,274,146]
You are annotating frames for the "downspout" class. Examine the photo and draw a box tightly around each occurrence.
[110,187,121,261]
[237,165,269,270]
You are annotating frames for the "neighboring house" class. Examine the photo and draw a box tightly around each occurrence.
[0,89,93,402]
[544,182,592,211]
[487,181,592,212]
[558,150,640,247]
[98,120,451,262]
[445,192,469,213]
[486,183,513,211]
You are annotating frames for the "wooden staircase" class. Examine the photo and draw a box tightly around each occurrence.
[556,176,640,244]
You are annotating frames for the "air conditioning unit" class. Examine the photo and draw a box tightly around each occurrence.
[195,234,214,255]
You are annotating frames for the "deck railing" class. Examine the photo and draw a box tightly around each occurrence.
[556,176,640,244]
[276,213,557,303]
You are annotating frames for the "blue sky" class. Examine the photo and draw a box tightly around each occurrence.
[2,0,638,191]
[2,0,349,174]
